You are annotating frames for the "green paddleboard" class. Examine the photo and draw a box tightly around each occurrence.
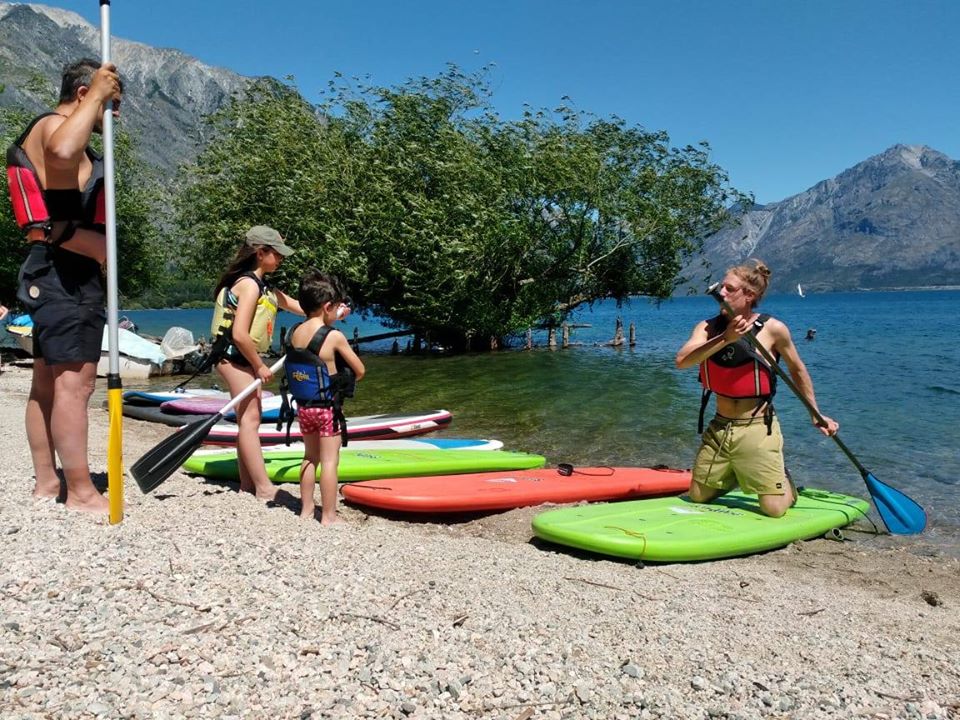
[531,489,870,562]
[182,448,546,484]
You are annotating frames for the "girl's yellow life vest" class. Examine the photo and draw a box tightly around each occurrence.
[210,273,279,353]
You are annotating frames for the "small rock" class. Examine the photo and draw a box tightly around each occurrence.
[622,664,643,679]
[690,676,709,691]
[87,701,114,715]
[575,681,593,702]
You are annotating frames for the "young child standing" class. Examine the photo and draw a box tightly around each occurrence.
[284,271,365,523]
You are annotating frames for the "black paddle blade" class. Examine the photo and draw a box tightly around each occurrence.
[864,472,927,535]
[130,412,224,494]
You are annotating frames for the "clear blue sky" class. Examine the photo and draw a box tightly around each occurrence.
[47,0,960,204]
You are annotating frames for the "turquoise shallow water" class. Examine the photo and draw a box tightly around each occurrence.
[121,290,960,553]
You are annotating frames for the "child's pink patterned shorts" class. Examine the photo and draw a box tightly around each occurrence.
[297,406,336,437]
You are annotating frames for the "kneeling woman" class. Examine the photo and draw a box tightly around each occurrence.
[211,225,303,500]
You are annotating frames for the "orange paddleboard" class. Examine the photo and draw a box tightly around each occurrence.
[341,466,691,513]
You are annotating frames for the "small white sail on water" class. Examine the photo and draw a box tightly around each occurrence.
[797,283,805,298]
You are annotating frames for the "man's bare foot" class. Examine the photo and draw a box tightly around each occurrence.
[32,477,64,501]
[64,491,110,514]
[255,488,278,502]
[320,513,342,526]
[300,505,316,521]
[239,483,277,502]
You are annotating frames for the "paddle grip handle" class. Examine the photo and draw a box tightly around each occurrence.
[217,356,286,417]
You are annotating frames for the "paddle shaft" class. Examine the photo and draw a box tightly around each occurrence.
[129,356,287,493]
[707,286,869,476]
[218,356,286,416]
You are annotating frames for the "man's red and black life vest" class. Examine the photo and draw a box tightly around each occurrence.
[697,313,779,433]
[6,113,105,242]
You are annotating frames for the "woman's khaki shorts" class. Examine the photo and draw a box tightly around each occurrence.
[692,414,789,496]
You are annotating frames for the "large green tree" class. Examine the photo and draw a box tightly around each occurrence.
[176,67,745,350]
[175,78,367,297]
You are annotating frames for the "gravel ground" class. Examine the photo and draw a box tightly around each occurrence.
[1,362,958,720]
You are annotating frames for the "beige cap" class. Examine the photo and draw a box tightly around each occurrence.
[245,225,294,256]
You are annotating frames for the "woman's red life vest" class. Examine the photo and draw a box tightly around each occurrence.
[698,314,777,398]
[6,113,105,238]
[696,314,779,434]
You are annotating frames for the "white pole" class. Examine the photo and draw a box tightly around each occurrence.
[99,0,124,523]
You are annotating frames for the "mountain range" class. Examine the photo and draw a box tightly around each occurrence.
[0,1,251,172]
[2,2,958,292]
[687,144,960,292]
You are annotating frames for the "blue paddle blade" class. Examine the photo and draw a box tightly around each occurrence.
[865,473,927,535]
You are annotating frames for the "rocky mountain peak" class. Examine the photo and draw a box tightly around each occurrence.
[0,1,253,172]
[687,145,960,292]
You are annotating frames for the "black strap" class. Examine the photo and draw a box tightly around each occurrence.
[240,271,267,296]
[11,113,59,147]
[306,325,332,354]
[698,389,711,434]
[173,326,231,391]
[277,324,296,440]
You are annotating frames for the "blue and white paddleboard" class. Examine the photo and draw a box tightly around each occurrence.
[192,437,504,458]
[122,388,230,406]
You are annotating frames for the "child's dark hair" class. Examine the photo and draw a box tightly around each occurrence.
[59,58,124,103]
[298,269,347,315]
[214,245,258,298]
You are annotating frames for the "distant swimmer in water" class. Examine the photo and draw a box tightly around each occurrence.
[805,328,817,341]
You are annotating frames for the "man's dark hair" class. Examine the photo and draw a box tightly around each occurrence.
[59,58,124,103]
[298,270,347,315]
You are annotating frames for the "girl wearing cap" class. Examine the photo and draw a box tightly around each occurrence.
[211,225,303,501]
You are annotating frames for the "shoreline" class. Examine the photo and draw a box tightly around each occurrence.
[1,362,958,719]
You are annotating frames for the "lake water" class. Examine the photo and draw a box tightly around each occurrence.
[120,290,960,554]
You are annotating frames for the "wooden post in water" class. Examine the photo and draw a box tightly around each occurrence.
[561,322,570,349]
[629,322,636,347]
[352,327,360,352]
[611,316,624,347]
[525,328,533,350]
[548,327,557,348]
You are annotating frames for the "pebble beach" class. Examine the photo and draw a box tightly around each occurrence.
[1,362,958,720]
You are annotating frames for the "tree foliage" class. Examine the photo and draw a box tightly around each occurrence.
[174,78,366,298]
[176,67,745,350]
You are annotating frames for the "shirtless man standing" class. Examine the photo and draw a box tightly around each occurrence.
[7,59,122,512]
